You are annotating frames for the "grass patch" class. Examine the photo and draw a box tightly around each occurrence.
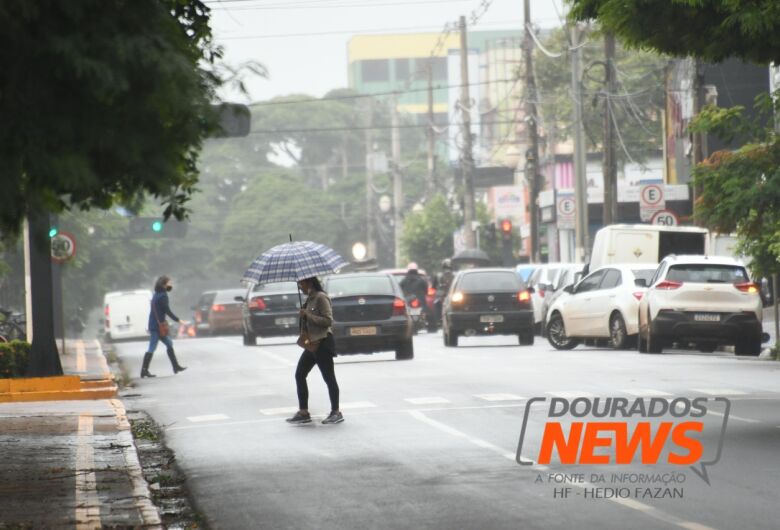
[130,418,160,442]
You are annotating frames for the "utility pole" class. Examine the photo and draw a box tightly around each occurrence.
[426,60,437,198]
[459,15,477,249]
[602,31,618,226]
[523,0,541,263]
[570,24,589,263]
[391,98,404,267]
[364,125,376,261]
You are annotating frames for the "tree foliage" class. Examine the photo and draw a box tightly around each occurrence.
[568,0,780,64]
[401,195,457,273]
[691,94,780,276]
[0,0,220,235]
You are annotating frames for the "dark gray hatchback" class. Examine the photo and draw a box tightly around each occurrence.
[442,268,535,347]
[238,281,301,345]
[323,272,414,360]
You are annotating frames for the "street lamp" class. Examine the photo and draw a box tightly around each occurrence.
[352,242,367,261]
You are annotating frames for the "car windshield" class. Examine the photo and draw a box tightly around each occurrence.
[632,269,656,283]
[326,276,395,297]
[252,281,298,293]
[459,272,521,292]
[666,264,749,283]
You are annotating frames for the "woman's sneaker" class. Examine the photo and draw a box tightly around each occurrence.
[322,411,344,424]
[286,411,312,424]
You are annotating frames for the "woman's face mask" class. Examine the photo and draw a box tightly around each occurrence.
[166,285,173,292]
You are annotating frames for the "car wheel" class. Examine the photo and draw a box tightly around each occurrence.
[242,331,256,346]
[609,313,629,350]
[519,330,534,346]
[546,314,579,350]
[698,342,717,353]
[444,327,459,347]
[735,337,761,356]
[646,321,663,354]
[395,338,414,360]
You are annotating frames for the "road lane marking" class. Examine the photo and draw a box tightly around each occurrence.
[708,410,760,424]
[622,389,673,397]
[474,393,524,402]
[692,388,747,396]
[186,414,230,422]
[75,414,101,530]
[545,391,595,398]
[340,401,377,410]
[256,348,296,367]
[405,397,451,405]
[76,339,87,373]
[260,407,299,416]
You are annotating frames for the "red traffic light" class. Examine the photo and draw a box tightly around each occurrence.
[500,219,513,234]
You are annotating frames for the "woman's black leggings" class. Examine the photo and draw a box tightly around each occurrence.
[295,334,339,411]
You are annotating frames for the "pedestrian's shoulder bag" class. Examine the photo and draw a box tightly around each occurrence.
[152,297,170,337]
[297,297,321,353]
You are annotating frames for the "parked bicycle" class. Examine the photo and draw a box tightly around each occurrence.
[0,308,26,342]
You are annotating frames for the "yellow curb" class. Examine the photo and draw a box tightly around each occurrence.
[0,375,117,403]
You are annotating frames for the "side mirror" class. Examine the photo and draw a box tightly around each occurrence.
[634,278,648,288]
[234,296,246,303]
[563,285,574,294]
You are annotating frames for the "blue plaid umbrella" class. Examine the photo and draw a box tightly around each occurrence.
[242,241,348,285]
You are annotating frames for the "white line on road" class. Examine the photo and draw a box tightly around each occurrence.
[75,339,86,373]
[260,407,299,416]
[186,414,230,423]
[473,393,525,402]
[692,388,747,396]
[339,401,378,410]
[256,348,296,367]
[545,391,595,399]
[405,397,451,405]
[622,389,673,397]
[708,410,761,424]
[75,415,101,530]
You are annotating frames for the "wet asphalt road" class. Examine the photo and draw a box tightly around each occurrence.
[114,332,780,530]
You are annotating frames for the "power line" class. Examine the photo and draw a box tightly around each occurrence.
[210,0,473,10]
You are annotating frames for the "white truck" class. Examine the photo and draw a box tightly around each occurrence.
[587,224,710,273]
[103,290,153,341]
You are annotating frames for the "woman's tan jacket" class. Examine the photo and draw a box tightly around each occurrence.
[302,290,333,342]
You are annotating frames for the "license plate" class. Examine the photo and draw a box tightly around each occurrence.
[694,313,720,322]
[275,317,297,326]
[117,324,131,330]
[480,314,504,323]
[350,326,378,336]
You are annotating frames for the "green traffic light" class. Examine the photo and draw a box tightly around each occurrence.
[151,220,163,233]
[48,227,58,238]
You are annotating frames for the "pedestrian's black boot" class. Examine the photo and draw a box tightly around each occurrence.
[140,352,156,378]
[167,347,187,374]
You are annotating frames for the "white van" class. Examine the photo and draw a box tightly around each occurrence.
[588,224,709,273]
[103,290,153,341]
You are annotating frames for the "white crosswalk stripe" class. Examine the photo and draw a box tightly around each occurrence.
[186,414,230,423]
[260,407,299,416]
[405,397,451,405]
[545,391,595,399]
[474,393,525,402]
[692,388,748,396]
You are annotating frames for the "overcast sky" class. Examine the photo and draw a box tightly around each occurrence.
[207,0,567,103]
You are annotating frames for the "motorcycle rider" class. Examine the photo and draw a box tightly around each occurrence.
[433,258,454,322]
[400,263,433,330]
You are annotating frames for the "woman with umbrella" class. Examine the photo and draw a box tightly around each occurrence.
[286,276,342,425]
[242,240,347,425]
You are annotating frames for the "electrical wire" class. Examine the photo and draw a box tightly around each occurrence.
[209,0,473,10]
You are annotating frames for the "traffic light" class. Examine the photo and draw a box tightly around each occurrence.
[499,219,513,239]
[48,226,58,238]
[128,217,188,238]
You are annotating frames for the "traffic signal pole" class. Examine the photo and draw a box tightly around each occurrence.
[523,0,541,263]
[459,15,477,250]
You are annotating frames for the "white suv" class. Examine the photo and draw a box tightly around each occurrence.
[637,255,764,355]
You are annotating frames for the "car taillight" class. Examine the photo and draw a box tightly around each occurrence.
[249,297,267,311]
[451,292,464,304]
[655,280,682,290]
[538,288,545,298]
[632,292,644,301]
[410,298,420,308]
[735,282,760,294]
[392,297,406,316]
[517,290,531,303]
[211,304,226,312]
[427,286,436,297]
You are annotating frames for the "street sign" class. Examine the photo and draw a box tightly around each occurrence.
[650,209,679,226]
[556,193,576,230]
[51,231,76,263]
[640,182,665,221]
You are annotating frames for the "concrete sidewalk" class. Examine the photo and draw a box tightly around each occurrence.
[0,340,161,528]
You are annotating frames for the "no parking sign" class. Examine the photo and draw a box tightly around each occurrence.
[640,182,665,221]
[556,192,576,230]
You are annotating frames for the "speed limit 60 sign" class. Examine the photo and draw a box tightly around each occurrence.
[650,210,679,226]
